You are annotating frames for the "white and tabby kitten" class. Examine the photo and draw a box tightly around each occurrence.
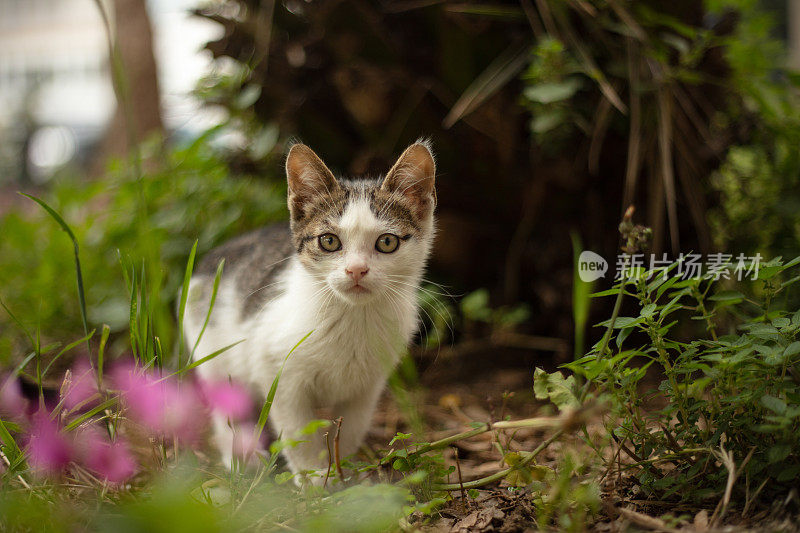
[183,141,436,481]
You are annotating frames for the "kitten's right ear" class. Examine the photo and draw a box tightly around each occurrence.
[285,144,339,222]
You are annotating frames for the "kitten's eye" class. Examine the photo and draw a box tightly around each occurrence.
[375,233,400,253]
[318,233,341,252]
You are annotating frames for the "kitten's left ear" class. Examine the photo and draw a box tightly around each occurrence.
[381,142,436,216]
[286,143,340,224]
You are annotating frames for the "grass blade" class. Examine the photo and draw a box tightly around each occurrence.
[169,339,246,378]
[64,397,118,431]
[190,259,225,360]
[0,297,35,348]
[19,193,90,343]
[571,233,593,359]
[42,329,96,379]
[128,264,139,364]
[255,330,314,441]
[444,3,525,19]
[442,42,530,129]
[177,239,199,367]
[0,418,23,463]
[97,324,110,385]
[11,352,37,379]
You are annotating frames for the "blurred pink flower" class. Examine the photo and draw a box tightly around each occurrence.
[0,375,27,420]
[112,365,201,443]
[62,362,98,411]
[232,424,259,461]
[199,379,253,421]
[27,411,72,475]
[79,430,137,484]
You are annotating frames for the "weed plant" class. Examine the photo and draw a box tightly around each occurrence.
[559,253,800,517]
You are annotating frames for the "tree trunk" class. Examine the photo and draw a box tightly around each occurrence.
[94,0,163,171]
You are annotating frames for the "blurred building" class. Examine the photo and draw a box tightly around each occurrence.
[0,0,220,182]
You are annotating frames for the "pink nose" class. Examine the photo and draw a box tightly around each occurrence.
[345,264,369,283]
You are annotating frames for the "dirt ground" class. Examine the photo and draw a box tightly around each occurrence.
[365,356,800,533]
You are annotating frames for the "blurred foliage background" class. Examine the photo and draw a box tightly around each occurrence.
[2,0,800,375]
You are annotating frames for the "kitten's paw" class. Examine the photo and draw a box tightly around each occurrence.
[293,469,330,488]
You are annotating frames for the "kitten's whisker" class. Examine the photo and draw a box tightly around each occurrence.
[384,282,435,347]
[385,274,457,295]
[245,280,283,299]
[384,276,456,299]
[386,280,455,344]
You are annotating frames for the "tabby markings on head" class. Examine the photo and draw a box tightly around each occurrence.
[285,142,436,264]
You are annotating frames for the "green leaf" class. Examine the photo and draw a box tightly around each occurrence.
[777,464,800,482]
[0,418,23,463]
[761,395,787,415]
[401,470,428,485]
[393,458,410,471]
[595,316,641,329]
[616,327,634,349]
[709,290,745,302]
[785,341,800,359]
[758,265,784,280]
[639,303,657,319]
[533,368,579,411]
[655,276,680,300]
[747,323,780,337]
[530,109,567,134]
[235,83,262,109]
[523,78,582,104]
[389,432,412,445]
[274,471,294,485]
[767,444,791,464]
[461,289,492,322]
[590,287,626,298]
[772,317,791,329]
[299,419,330,436]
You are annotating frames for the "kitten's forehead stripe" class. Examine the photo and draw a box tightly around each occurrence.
[293,177,424,259]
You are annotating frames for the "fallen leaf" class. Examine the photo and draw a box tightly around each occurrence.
[693,509,709,531]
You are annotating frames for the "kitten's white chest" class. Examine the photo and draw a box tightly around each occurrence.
[275,301,408,406]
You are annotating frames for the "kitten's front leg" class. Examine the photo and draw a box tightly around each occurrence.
[335,383,385,460]
[269,394,329,484]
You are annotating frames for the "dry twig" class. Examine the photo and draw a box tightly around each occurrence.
[333,417,344,481]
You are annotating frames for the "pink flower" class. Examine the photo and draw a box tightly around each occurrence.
[112,365,201,443]
[0,375,27,420]
[199,379,253,421]
[62,362,98,411]
[232,424,260,461]
[78,430,136,484]
[27,411,72,475]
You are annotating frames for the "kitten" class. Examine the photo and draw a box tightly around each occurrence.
[183,141,436,482]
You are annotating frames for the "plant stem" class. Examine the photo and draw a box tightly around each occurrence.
[430,429,564,491]
[384,415,571,463]
[693,286,717,341]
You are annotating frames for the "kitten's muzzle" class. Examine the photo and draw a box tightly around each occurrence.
[345,264,369,283]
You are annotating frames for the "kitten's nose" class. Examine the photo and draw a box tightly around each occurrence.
[345,264,369,283]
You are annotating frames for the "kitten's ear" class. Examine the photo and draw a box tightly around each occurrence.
[285,143,339,222]
[381,142,436,216]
